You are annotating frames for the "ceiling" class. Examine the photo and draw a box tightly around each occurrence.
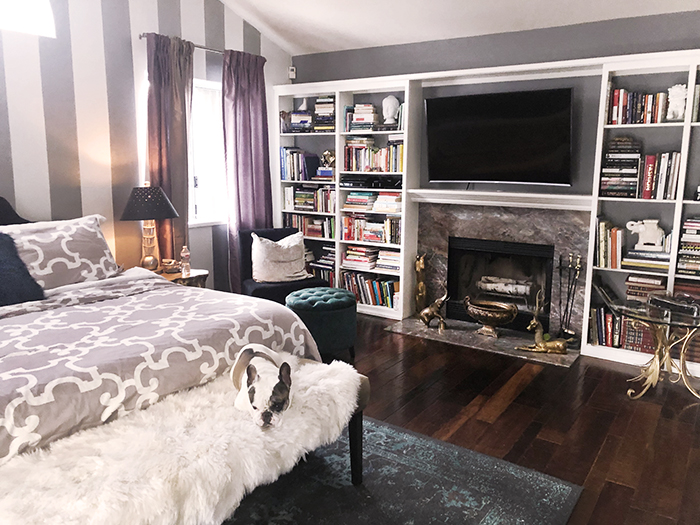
[223,0,700,56]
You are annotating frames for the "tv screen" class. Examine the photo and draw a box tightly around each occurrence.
[425,88,572,185]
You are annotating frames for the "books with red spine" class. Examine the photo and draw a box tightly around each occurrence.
[641,154,657,199]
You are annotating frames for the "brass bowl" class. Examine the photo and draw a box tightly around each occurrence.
[463,297,518,338]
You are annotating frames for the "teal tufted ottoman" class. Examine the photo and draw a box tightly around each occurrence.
[286,287,357,363]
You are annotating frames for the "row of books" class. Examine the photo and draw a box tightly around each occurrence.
[280,148,320,181]
[639,151,681,200]
[340,271,400,309]
[313,95,335,132]
[599,137,641,198]
[677,217,700,276]
[284,186,335,213]
[344,136,404,173]
[606,86,668,125]
[283,214,335,239]
[308,244,336,284]
[341,245,378,271]
[589,306,654,353]
[340,215,401,245]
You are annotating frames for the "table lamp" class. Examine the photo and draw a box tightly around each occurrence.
[120,184,179,270]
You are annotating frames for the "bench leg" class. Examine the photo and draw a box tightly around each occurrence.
[348,410,363,485]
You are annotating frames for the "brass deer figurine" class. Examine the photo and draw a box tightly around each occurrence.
[515,289,569,354]
[418,290,448,331]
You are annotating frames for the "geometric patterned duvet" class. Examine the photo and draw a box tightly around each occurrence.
[0,269,320,465]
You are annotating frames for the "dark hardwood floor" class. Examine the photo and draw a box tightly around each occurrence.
[353,314,700,525]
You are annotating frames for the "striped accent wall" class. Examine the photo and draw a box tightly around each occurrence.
[0,0,278,269]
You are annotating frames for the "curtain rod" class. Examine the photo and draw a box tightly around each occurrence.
[138,33,224,55]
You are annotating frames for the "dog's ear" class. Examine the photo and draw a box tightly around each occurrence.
[278,362,292,389]
[246,364,258,388]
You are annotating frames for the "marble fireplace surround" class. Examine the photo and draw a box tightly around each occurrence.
[417,202,591,338]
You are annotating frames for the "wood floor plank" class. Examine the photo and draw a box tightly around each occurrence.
[607,401,662,490]
[475,362,543,424]
[586,481,634,525]
[473,402,538,459]
[678,447,700,525]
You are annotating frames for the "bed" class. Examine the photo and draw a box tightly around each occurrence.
[0,198,366,523]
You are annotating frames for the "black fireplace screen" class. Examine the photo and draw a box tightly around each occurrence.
[446,237,555,333]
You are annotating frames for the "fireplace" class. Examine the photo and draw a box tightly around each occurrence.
[446,237,555,333]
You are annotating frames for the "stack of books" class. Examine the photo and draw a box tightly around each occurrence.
[376,250,400,272]
[669,280,700,363]
[313,95,335,132]
[343,191,377,211]
[677,217,700,276]
[342,246,378,271]
[313,166,334,182]
[372,192,402,213]
[349,103,378,131]
[308,244,336,283]
[599,137,641,198]
[290,112,312,132]
[607,86,668,124]
[341,272,399,309]
[620,249,671,272]
[625,274,667,302]
[361,221,388,244]
[640,151,681,200]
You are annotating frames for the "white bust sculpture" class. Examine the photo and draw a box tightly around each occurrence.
[666,84,687,122]
[382,95,400,125]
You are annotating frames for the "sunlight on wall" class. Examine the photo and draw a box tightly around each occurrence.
[0,0,56,38]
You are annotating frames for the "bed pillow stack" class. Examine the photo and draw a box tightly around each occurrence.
[0,215,121,290]
[0,233,45,307]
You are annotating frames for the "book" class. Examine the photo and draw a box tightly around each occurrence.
[641,155,657,199]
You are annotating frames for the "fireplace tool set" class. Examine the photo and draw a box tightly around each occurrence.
[559,253,583,343]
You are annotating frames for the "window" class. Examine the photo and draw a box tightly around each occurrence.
[189,79,228,225]
[0,0,56,38]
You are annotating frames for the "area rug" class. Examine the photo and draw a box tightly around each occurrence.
[387,317,580,367]
[226,418,582,524]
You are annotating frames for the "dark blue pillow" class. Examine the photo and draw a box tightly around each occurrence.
[0,232,45,307]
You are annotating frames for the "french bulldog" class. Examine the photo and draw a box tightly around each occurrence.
[230,344,295,428]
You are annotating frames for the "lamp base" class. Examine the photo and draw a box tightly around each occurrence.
[141,255,159,271]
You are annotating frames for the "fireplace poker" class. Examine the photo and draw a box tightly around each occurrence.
[558,254,564,330]
[564,255,582,331]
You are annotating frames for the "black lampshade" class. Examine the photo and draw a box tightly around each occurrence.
[120,186,179,221]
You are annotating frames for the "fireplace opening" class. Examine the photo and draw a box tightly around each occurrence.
[446,237,555,333]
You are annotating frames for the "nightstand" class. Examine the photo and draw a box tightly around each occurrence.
[160,269,209,288]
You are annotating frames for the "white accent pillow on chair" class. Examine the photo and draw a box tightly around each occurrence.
[250,232,311,282]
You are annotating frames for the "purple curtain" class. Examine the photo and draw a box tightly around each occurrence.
[145,33,194,261]
[222,51,273,293]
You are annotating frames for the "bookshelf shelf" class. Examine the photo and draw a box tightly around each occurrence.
[603,122,684,129]
[593,266,669,277]
[273,80,420,320]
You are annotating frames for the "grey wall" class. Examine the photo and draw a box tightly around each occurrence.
[0,0,289,287]
[293,12,700,83]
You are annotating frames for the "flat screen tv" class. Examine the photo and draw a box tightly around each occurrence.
[425,88,572,185]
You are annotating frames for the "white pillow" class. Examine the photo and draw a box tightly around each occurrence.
[251,232,311,283]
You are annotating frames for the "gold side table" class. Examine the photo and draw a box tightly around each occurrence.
[160,269,209,288]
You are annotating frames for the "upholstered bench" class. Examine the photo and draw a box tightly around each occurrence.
[286,287,357,364]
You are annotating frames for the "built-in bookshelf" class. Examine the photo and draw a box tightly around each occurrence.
[273,80,421,320]
[582,57,700,369]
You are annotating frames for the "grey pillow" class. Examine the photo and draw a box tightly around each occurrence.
[0,215,121,290]
[251,231,311,283]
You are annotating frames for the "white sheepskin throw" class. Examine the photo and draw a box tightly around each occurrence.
[0,360,361,525]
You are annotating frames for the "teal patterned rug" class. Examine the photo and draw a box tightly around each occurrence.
[225,418,581,524]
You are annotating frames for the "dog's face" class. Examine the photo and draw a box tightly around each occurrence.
[243,361,292,428]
